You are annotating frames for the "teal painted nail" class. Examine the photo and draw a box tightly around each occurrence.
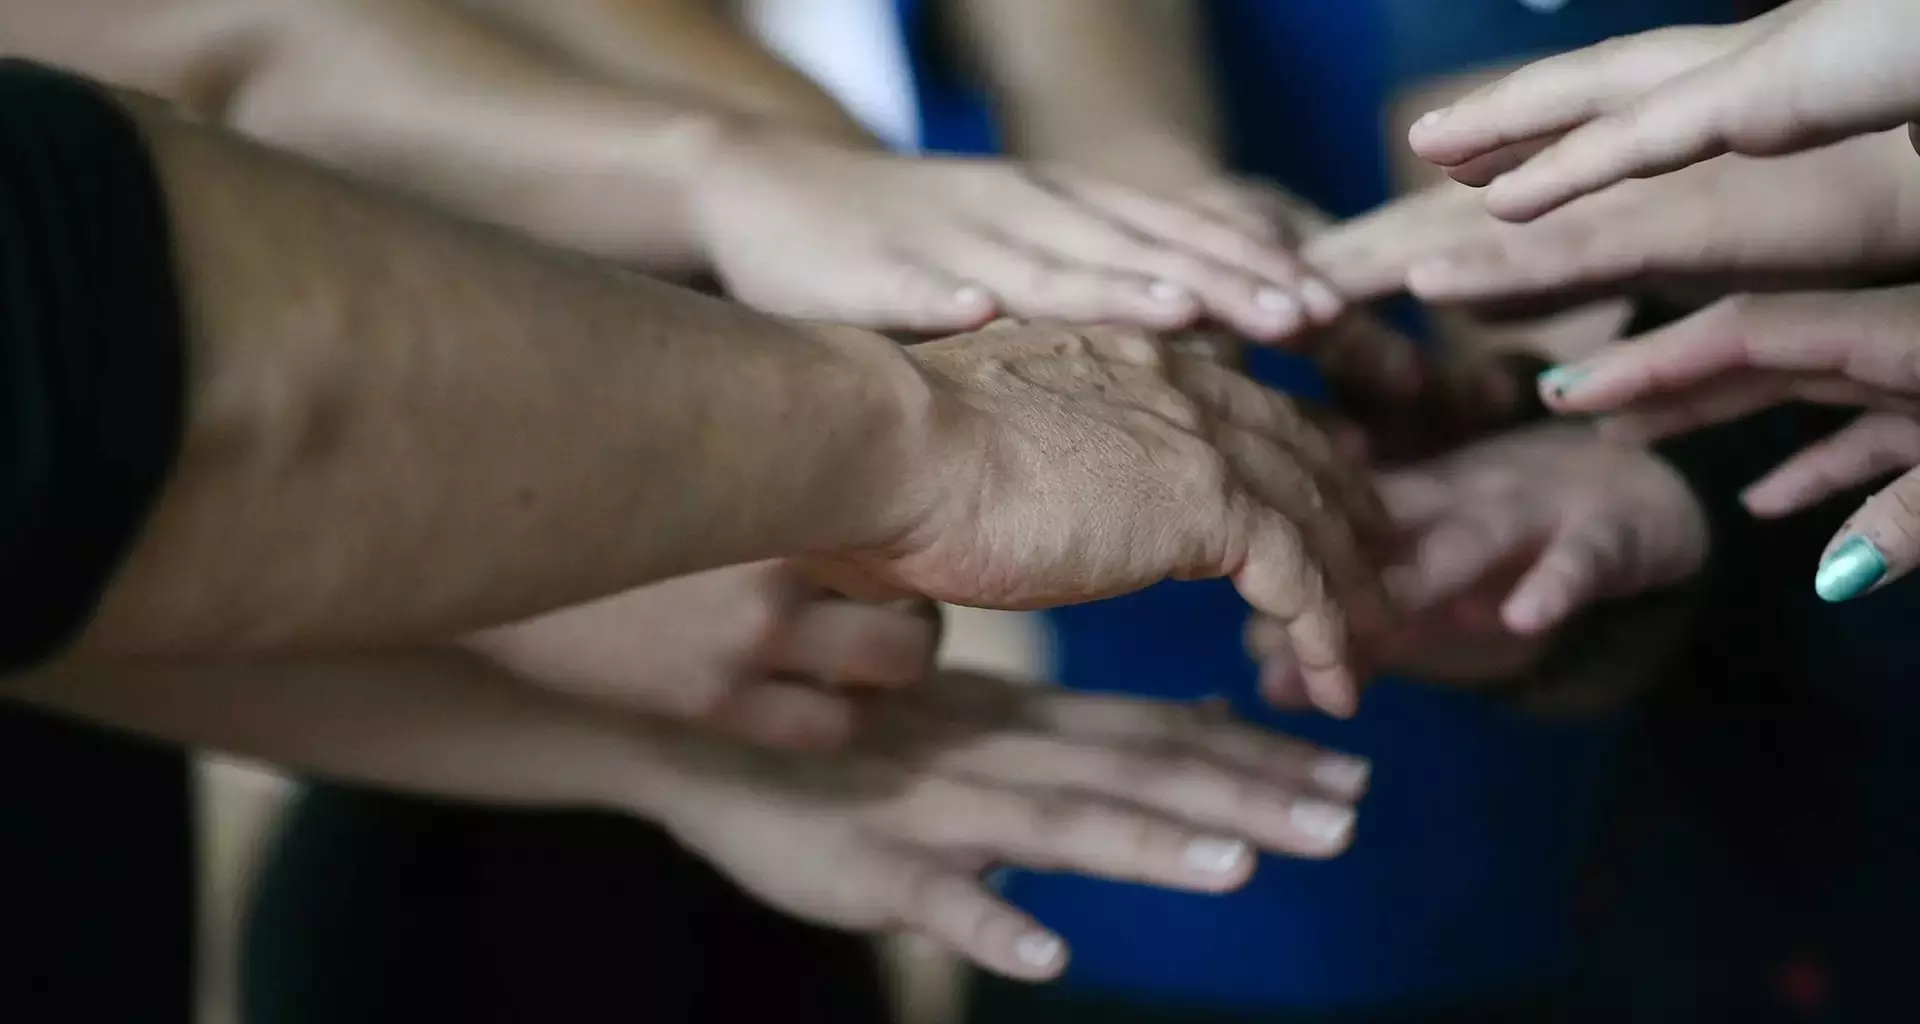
[1537,365,1590,399]
[1815,535,1887,602]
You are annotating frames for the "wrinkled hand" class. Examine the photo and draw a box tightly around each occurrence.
[1411,0,1920,222]
[1247,423,1706,703]
[1313,133,1920,306]
[646,670,1369,980]
[468,561,938,749]
[837,320,1393,716]
[692,128,1335,339]
[1538,285,1920,600]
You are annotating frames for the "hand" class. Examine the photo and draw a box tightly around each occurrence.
[839,320,1394,717]
[468,561,939,749]
[1313,134,1920,306]
[1407,19,1773,192]
[645,670,1370,980]
[692,128,1335,339]
[1412,0,1920,222]
[1536,285,1920,600]
[1247,423,1707,703]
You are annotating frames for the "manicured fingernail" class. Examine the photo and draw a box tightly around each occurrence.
[1148,280,1189,304]
[1015,932,1064,970]
[1537,364,1590,400]
[1311,756,1372,796]
[1289,799,1356,845]
[1815,535,1887,603]
[1300,279,1343,321]
[1183,837,1250,875]
[953,285,990,308]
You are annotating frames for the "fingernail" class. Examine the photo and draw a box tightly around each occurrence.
[1815,535,1887,603]
[1148,280,1189,304]
[1300,279,1343,321]
[1311,756,1372,796]
[1537,364,1590,400]
[1256,288,1301,333]
[1405,259,1460,296]
[1289,799,1356,845]
[953,285,990,308]
[1015,932,1065,970]
[1413,109,1445,131]
[1183,837,1250,876]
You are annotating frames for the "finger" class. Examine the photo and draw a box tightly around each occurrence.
[877,857,1067,980]
[916,226,1202,329]
[772,600,939,687]
[1539,290,1920,415]
[1038,168,1335,324]
[1500,519,1622,635]
[706,682,858,750]
[1443,135,1559,189]
[937,682,1373,799]
[1744,414,1920,518]
[1387,511,1533,611]
[1408,26,1738,167]
[912,732,1358,858]
[1815,465,1920,602]
[1243,615,1325,710]
[1600,372,1914,444]
[1230,501,1359,718]
[768,252,1000,332]
[1175,360,1396,543]
[1304,184,1492,301]
[1219,425,1393,642]
[892,778,1267,892]
[1481,31,1817,222]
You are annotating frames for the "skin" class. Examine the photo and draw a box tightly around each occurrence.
[1540,284,1920,596]
[7,659,1370,981]
[35,91,1381,716]
[1408,0,1920,223]
[1248,422,1708,707]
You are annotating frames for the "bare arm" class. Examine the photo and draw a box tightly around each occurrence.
[83,93,923,658]
[946,0,1224,188]
[453,0,870,142]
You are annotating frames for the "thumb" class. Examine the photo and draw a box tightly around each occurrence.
[1814,465,1920,602]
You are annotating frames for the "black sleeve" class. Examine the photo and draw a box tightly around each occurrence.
[0,61,187,673]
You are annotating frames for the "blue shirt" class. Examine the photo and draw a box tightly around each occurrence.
[894,0,1735,1011]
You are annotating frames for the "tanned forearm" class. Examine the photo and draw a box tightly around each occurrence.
[82,94,925,658]
[946,0,1222,182]
[454,0,871,143]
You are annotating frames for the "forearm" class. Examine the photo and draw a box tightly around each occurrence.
[947,0,1221,181]
[454,0,870,143]
[7,649,676,814]
[87,90,921,657]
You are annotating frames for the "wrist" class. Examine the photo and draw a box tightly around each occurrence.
[791,324,956,556]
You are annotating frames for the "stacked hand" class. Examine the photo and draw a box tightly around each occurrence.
[468,560,938,749]
[1537,284,1920,601]
[645,670,1369,980]
[829,320,1393,716]
[1409,0,1920,222]
[1310,131,1920,306]
[1248,423,1707,702]
[693,128,1341,339]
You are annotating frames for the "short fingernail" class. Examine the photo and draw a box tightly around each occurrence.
[1300,279,1343,321]
[1256,288,1302,332]
[1311,756,1372,796]
[1289,799,1357,845]
[1148,280,1189,305]
[1537,364,1590,400]
[1412,109,1445,133]
[1015,932,1065,970]
[1815,535,1887,603]
[953,285,990,308]
[1183,837,1250,876]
